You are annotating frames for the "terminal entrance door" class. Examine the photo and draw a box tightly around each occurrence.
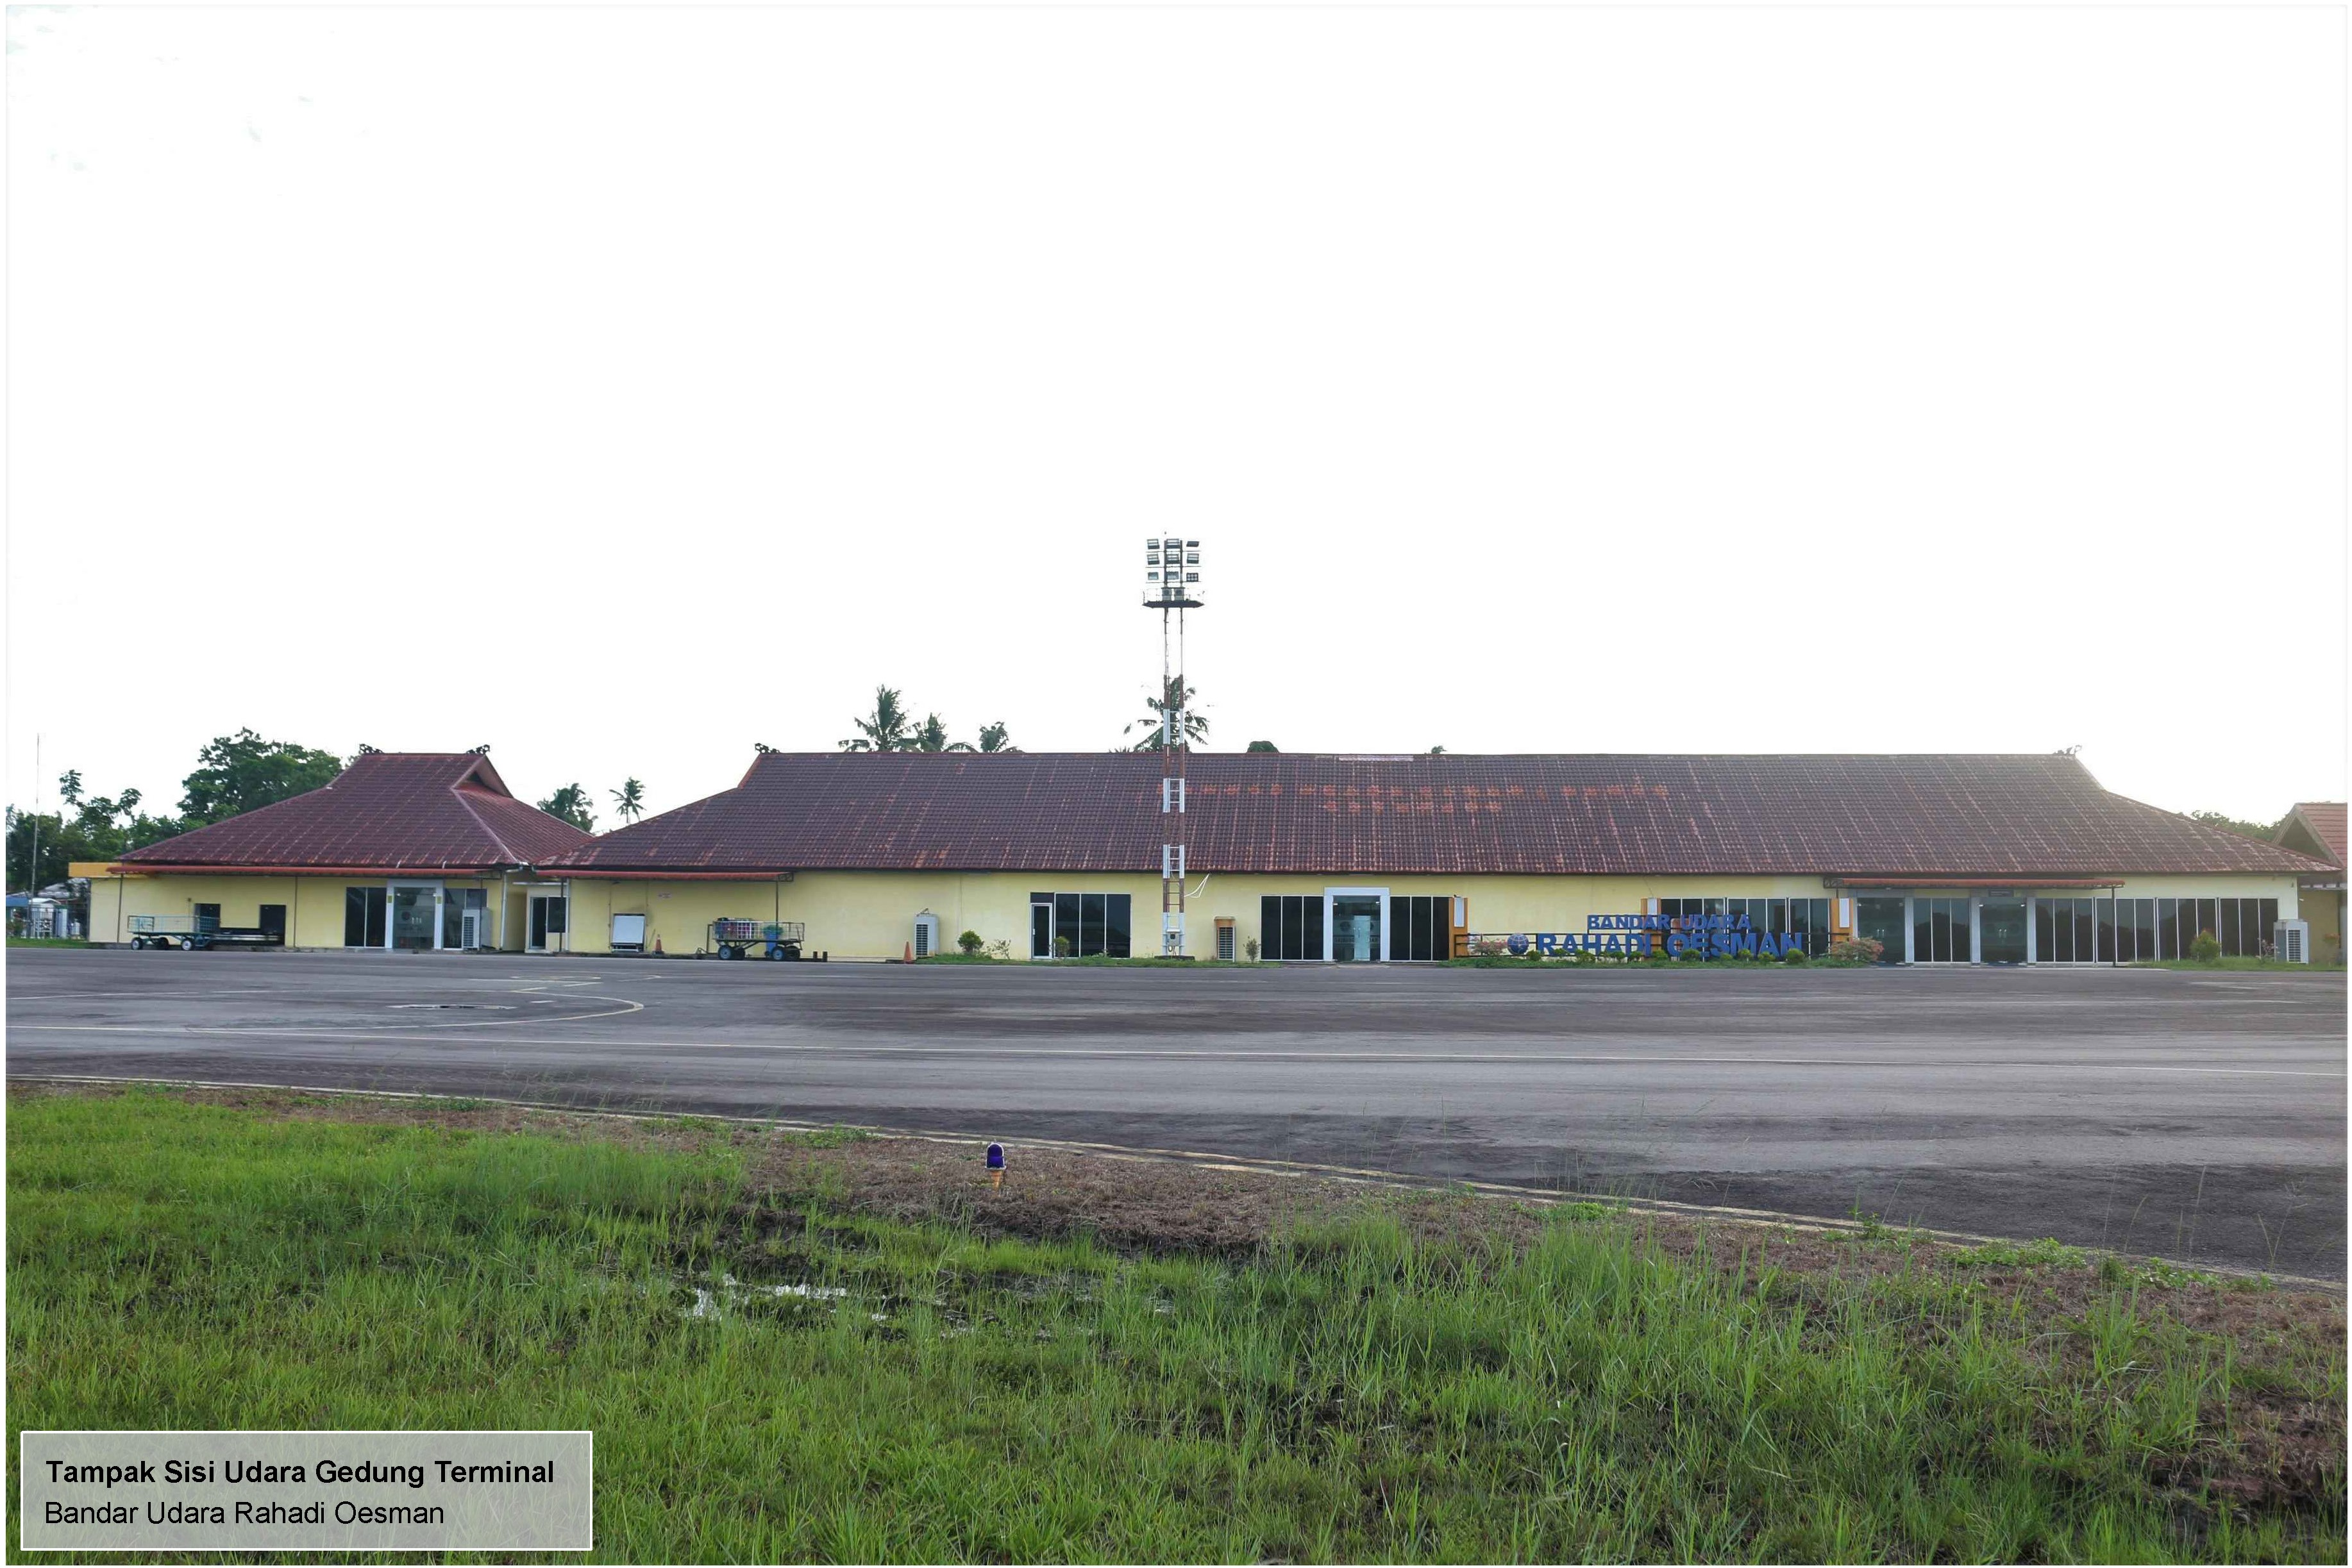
[1979,899,2028,963]
[1856,897,1908,963]
[391,883,440,951]
[1331,894,1382,962]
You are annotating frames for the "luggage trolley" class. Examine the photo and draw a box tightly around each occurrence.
[705,919,805,960]
[128,913,218,950]
[126,914,281,951]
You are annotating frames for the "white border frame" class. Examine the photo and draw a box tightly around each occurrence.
[1323,886,1389,963]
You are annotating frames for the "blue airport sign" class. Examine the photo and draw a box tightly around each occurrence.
[1497,912,1804,959]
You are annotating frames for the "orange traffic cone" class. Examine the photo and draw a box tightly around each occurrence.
[904,941,914,963]
[654,937,664,956]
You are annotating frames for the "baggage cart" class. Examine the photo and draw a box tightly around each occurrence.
[704,919,805,960]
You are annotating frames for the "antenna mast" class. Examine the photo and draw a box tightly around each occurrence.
[1143,537,1202,957]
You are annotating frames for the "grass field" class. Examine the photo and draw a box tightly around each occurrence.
[8,1086,2344,1564]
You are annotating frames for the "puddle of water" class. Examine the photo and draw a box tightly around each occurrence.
[680,1272,850,1320]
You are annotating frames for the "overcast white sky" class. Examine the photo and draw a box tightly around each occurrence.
[7,3,2344,827]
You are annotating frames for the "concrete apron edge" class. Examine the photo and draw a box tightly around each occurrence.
[15,1071,2340,1295]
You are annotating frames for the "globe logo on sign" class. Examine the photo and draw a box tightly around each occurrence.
[1506,934,1530,956]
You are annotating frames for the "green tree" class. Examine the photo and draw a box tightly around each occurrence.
[908,715,962,753]
[2190,809,2281,840]
[177,731,342,825]
[841,686,914,753]
[7,808,68,893]
[537,784,596,832]
[1246,740,1279,753]
[10,771,181,892]
[975,721,1014,754]
[1429,746,1447,756]
[609,778,646,823]
[1125,677,1207,751]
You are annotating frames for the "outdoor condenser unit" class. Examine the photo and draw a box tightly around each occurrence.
[2274,920,2310,963]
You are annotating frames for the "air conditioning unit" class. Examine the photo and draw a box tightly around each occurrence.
[2274,920,2310,963]
[912,912,941,959]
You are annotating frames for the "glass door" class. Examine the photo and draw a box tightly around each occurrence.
[1331,895,1382,962]
[391,884,439,951]
[1856,897,1907,963]
[527,894,566,952]
[1030,901,1053,959]
[1980,899,2028,964]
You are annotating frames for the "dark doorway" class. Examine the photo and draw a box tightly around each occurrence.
[258,905,287,945]
[344,887,386,947]
[1979,899,2027,964]
[1856,897,1907,963]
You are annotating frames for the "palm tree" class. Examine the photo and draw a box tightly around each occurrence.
[908,715,956,753]
[1125,676,1207,751]
[535,783,596,832]
[841,686,914,753]
[975,721,1013,753]
[609,778,646,822]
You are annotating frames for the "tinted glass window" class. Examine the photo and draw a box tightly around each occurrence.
[1080,893,1106,957]
[1105,894,1131,958]
[2220,899,2241,956]
[1304,896,1325,959]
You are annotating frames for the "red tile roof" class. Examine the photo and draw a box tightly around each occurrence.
[2280,802,2347,867]
[546,752,2331,878]
[117,752,592,872]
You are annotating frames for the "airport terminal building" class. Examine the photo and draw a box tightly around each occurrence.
[80,751,591,953]
[83,749,2329,964]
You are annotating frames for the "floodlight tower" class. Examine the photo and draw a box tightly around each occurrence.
[1143,537,1202,956]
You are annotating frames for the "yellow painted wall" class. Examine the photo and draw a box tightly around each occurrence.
[556,873,1126,959]
[2300,887,2344,963]
[79,872,517,949]
[552,871,2305,960]
[82,866,2299,960]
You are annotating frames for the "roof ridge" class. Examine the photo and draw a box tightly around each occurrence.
[448,781,522,862]
[2097,788,2335,874]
